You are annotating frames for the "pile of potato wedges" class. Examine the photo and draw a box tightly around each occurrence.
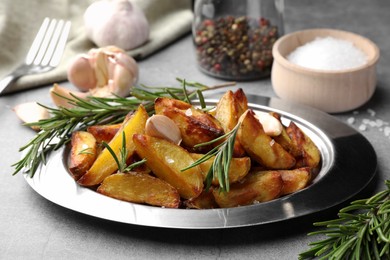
[67,89,321,209]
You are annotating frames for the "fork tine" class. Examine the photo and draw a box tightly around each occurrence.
[25,17,50,65]
[33,19,57,65]
[41,20,65,66]
[49,20,71,67]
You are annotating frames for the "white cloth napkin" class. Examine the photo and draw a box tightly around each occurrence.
[0,0,193,93]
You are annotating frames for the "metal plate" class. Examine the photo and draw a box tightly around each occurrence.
[24,94,377,229]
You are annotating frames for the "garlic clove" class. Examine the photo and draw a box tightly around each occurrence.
[67,54,97,91]
[13,102,50,131]
[50,84,89,108]
[109,52,138,97]
[145,115,182,145]
[255,112,283,136]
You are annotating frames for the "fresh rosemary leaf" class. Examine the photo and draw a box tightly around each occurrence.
[101,141,122,172]
[299,180,390,260]
[197,89,206,109]
[102,132,146,173]
[182,122,241,192]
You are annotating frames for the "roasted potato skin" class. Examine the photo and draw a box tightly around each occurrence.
[97,172,180,208]
[286,122,321,168]
[154,97,224,151]
[190,153,251,185]
[87,123,121,144]
[278,167,312,195]
[214,89,247,157]
[183,189,218,209]
[68,131,97,180]
[238,110,296,169]
[78,105,148,186]
[133,134,204,199]
[213,170,283,208]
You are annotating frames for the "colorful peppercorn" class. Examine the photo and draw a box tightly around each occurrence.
[194,16,279,80]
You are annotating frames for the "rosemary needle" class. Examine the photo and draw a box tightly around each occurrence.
[181,122,241,192]
[299,180,390,260]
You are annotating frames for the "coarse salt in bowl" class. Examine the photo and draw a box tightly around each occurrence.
[271,28,380,113]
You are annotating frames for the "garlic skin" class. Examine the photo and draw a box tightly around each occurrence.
[13,102,50,131]
[66,46,138,98]
[84,0,149,50]
[255,112,283,136]
[145,115,182,145]
[50,84,89,109]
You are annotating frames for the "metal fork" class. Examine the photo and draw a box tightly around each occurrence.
[0,17,71,95]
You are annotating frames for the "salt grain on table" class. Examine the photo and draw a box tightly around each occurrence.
[287,36,367,70]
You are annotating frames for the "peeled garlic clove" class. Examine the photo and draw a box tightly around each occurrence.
[50,84,89,108]
[67,54,97,91]
[84,0,149,50]
[145,115,182,145]
[13,102,50,131]
[256,112,283,136]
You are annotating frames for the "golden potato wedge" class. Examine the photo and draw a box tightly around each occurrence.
[183,189,218,209]
[286,122,321,168]
[154,97,224,151]
[214,89,246,157]
[68,131,97,180]
[215,90,240,131]
[133,134,204,199]
[213,170,283,208]
[278,167,312,195]
[78,105,148,186]
[270,112,305,157]
[233,88,249,115]
[190,153,251,185]
[238,110,296,169]
[97,172,180,208]
[87,123,121,144]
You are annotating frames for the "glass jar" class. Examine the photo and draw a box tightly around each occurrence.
[193,0,284,80]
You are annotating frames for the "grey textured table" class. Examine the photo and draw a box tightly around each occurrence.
[1,1,389,259]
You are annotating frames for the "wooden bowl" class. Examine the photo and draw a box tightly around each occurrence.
[271,28,380,113]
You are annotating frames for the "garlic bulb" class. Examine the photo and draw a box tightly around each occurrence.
[145,115,182,145]
[84,0,149,50]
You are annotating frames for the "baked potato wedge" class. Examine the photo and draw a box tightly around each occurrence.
[213,170,283,208]
[214,89,247,157]
[133,134,204,199]
[97,172,180,208]
[87,123,121,144]
[233,88,249,115]
[190,153,251,185]
[68,131,97,180]
[78,105,148,186]
[279,167,312,195]
[183,189,218,209]
[154,97,224,151]
[286,122,321,168]
[238,110,296,169]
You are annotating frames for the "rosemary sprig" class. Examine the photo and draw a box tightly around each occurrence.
[13,78,236,177]
[299,180,390,260]
[181,122,241,192]
[102,132,147,173]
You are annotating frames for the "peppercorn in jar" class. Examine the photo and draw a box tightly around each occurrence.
[193,0,284,80]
